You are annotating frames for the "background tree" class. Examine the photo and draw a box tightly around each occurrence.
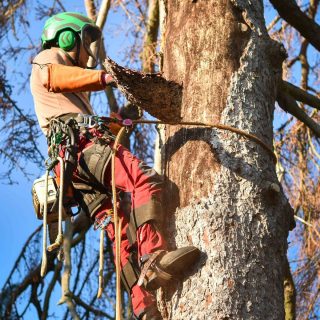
[0,0,320,319]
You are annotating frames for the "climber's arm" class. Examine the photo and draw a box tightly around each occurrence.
[40,63,114,93]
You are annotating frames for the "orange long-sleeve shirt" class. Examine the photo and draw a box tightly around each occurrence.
[30,47,106,135]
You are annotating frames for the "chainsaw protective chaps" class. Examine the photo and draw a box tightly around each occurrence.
[77,139,112,188]
[73,139,112,218]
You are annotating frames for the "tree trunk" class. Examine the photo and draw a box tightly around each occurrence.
[159,1,293,319]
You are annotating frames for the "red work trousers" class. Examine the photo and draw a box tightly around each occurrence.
[72,135,167,316]
[55,131,166,316]
[95,144,167,316]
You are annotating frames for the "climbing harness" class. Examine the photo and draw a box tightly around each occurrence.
[33,115,105,275]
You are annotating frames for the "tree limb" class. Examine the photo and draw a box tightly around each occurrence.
[267,14,280,32]
[2,214,92,318]
[67,292,113,319]
[270,0,320,52]
[284,256,296,320]
[2,226,41,288]
[142,0,159,73]
[85,0,111,67]
[42,262,62,320]
[59,218,73,305]
[30,284,42,319]
[277,90,320,138]
[84,0,97,21]
[72,239,86,293]
[85,0,118,112]
[99,40,119,113]
[281,81,320,111]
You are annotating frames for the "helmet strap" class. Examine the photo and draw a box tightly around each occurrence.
[75,34,81,66]
[58,48,77,66]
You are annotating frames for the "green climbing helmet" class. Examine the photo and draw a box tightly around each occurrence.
[41,12,102,68]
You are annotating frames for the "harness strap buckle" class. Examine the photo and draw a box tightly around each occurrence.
[77,114,97,128]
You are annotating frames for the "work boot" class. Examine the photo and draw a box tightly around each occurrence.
[138,246,201,291]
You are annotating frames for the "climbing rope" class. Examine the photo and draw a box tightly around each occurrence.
[132,119,277,163]
[97,228,105,299]
[40,170,49,277]
[47,157,65,252]
[112,126,126,320]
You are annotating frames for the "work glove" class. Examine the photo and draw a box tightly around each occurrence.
[102,73,117,88]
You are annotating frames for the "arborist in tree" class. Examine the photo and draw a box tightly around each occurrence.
[30,12,200,320]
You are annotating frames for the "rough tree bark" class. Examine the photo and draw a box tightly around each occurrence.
[158,1,294,319]
[105,0,295,319]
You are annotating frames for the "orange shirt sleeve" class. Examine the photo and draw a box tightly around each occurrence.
[44,64,105,93]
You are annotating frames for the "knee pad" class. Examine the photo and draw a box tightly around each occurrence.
[126,197,163,245]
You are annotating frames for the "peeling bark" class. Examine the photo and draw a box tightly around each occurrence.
[103,57,182,121]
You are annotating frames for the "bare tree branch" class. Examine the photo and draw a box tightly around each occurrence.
[281,80,320,111]
[67,291,113,319]
[270,0,320,51]
[277,90,320,137]
[267,14,280,32]
[85,0,119,113]
[42,262,62,320]
[84,0,97,21]
[59,218,74,306]
[142,0,159,73]
[99,42,119,113]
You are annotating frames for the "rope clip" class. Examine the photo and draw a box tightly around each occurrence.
[122,119,133,127]
[122,119,133,133]
[77,115,98,128]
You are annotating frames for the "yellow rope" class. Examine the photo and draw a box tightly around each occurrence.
[97,229,105,299]
[47,157,64,252]
[132,120,277,163]
[112,126,126,320]
[117,217,123,315]
[40,170,49,277]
